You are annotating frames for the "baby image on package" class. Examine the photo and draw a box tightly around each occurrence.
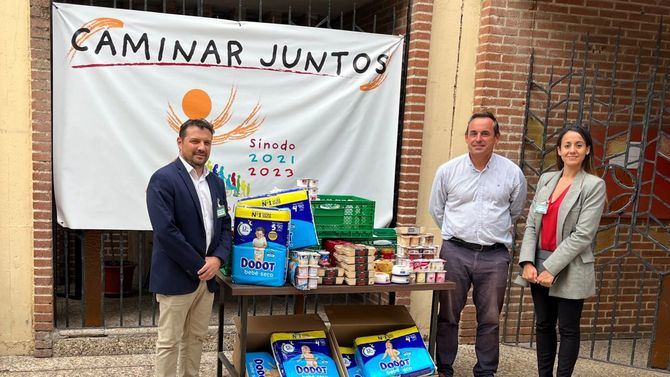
[354,326,435,377]
[270,330,339,377]
[245,352,280,377]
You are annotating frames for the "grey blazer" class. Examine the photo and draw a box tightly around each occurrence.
[513,170,606,299]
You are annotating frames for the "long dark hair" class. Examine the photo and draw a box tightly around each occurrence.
[555,125,594,173]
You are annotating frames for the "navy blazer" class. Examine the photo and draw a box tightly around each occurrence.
[147,159,232,295]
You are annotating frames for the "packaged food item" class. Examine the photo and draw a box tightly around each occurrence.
[334,244,375,257]
[395,226,425,235]
[318,251,331,266]
[408,272,417,284]
[391,265,410,285]
[270,331,339,377]
[245,352,279,377]
[375,272,391,284]
[416,272,426,284]
[435,271,446,283]
[308,277,318,290]
[353,326,435,377]
[419,233,434,246]
[373,260,394,275]
[426,272,436,283]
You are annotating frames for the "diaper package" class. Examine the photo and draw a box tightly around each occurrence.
[340,347,363,377]
[232,244,288,287]
[270,330,339,377]
[354,326,435,377]
[234,205,291,250]
[246,352,280,377]
[238,188,318,249]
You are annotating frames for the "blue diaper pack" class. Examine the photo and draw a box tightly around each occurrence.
[237,188,318,249]
[270,330,339,377]
[231,244,288,287]
[354,326,435,377]
[234,205,292,249]
[245,352,280,377]
[340,347,363,377]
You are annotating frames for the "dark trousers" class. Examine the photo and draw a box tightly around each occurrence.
[530,284,585,377]
[436,240,509,377]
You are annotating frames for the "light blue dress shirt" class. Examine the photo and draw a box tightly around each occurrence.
[429,153,527,249]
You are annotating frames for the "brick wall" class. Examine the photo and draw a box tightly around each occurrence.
[474,0,670,346]
[31,0,54,357]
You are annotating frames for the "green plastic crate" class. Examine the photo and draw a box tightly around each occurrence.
[312,195,375,239]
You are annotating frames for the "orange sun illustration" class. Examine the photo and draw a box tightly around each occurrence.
[167,87,265,145]
[182,89,212,119]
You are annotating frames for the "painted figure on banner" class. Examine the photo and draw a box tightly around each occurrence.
[147,118,232,377]
[428,111,527,377]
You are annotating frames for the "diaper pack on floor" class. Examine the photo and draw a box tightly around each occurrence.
[353,326,435,377]
[245,352,280,377]
[340,347,363,377]
[270,330,339,377]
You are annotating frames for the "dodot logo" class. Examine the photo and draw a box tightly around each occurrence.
[282,343,294,353]
[362,346,375,357]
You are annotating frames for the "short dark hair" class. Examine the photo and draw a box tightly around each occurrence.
[255,227,265,233]
[179,118,214,139]
[555,125,594,173]
[466,111,500,136]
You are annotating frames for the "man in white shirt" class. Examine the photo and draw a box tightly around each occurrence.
[429,111,527,377]
[147,119,232,377]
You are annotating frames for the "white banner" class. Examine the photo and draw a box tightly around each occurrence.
[52,3,403,230]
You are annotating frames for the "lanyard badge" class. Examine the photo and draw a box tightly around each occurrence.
[534,201,548,214]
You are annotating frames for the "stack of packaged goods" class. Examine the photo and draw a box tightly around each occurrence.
[333,244,376,286]
[297,178,319,201]
[231,187,319,287]
[395,226,446,284]
[287,251,320,290]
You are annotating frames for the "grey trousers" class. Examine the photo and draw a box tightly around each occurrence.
[436,239,510,377]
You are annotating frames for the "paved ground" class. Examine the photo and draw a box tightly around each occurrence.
[1,345,668,376]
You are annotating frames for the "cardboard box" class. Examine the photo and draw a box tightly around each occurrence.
[233,314,346,377]
[324,305,421,377]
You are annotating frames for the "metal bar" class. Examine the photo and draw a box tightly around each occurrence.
[352,2,356,31]
[65,231,70,328]
[562,39,577,129]
[373,14,377,33]
[100,232,106,328]
[308,0,311,27]
[540,65,555,174]
[258,0,261,22]
[119,233,125,327]
[217,280,226,377]
[138,232,143,326]
[392,6,396,34]
[428,291,439,358]
[252,296,257,315]
[79,231,85,328]
[586,63,598,133]
[239,297,249,377]
[590,269,606,358]
[606,258,624,361]
[238,0,242,21]
[269,295,274,315]
[631,269,646,365]
[198,0,203,17]
[182,0,186,15]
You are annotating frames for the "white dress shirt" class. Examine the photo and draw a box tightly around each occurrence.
[429,153,527,249]
[179,155,213,252]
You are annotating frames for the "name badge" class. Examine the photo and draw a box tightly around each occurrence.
[216,199,227,218]
[534,201,548,214]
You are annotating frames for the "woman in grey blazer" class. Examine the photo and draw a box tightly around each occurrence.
[514,126,606,377]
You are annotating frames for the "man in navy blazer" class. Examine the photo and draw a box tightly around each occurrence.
[147,118,232,377]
